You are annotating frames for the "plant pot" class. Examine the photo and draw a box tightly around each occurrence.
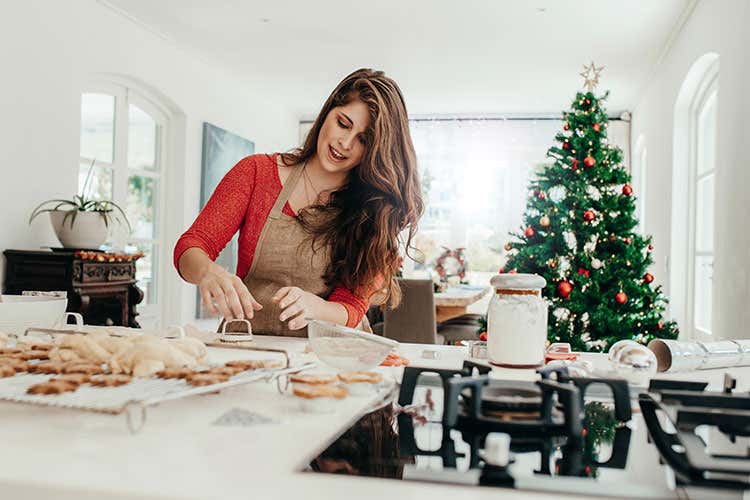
[49,210,109,249]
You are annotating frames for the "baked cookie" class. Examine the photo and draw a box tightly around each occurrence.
[28,361,66,374]
[50,373,90,385]
[155,367,195,379]
[0,365,16,378]
[292,383,348,399]
[0,347,24,356]
[89,374,132,387]
[29,343,54,352]
[225,359,284,371]
[27,380,78,395]
[0,358,29,373]
[337,371,383,384]
[17,350,51,361]
[186,372,229,387]
[205,366,244,377]
[63,363,105,375]
[289,373,337,385]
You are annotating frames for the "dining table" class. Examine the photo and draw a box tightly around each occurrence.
[433,284,490,323]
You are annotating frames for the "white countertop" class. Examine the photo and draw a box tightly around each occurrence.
[1,336,748,500]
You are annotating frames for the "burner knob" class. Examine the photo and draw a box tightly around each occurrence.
[484,432,511,467]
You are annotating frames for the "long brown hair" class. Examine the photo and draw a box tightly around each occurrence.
[281,68,423,307]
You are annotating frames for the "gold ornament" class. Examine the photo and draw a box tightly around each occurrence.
[540,215,551,227]
[580,61,605,92]
[504,243,512,251]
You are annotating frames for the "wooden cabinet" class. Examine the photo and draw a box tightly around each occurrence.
[3,250,143,327]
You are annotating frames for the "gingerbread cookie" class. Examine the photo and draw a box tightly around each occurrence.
[155,367,195,379]
[89,374,132,387]
[17,350,51,361]
[225,359,284,371]
[0,347,24,356]
[0,365,16,378]
[27,380,78,395]
[29,343,54,352]
[28,361,66,374]
[0,358,29,373]
[289,373,337,385]
[337,371,383,384]
[292,383,348,399]
[63,363,105,375]
[205,366,244,377]
[186,373,229,387]
[50,373,91,385]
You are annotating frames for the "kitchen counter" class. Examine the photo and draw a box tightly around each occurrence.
[1,336,748,500]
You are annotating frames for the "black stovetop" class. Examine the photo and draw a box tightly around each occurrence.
[306,363,750,500]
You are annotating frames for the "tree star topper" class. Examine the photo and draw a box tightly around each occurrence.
[580,61,605,92]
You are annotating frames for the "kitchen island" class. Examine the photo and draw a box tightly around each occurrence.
[0,335,746,500]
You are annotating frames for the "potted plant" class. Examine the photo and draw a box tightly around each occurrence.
[29,160,131,249]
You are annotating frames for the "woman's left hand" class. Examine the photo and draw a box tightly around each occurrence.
[273,286,326,330]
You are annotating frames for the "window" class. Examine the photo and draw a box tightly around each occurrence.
[692,84,718,337]
[671,53,719,340]
[79,83,168,326]
[407,117,630,284]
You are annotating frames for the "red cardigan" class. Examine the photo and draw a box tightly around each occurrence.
[174,153,369,327]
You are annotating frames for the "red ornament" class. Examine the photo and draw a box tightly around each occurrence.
[583,156,596,168]
[524,226,535,238]
[624,237,631,245]
[577,267,590,278]
[562,142,570,150]
[593,123,600,132]
[538,191,546,200]
[557,281,573,298]
[643,273,654,284]
[479,332,488,341]
[585,99,591,105]
[508,269,518,274]
[657,321,664,330]
[571,158,579,170]
[498,267,505,273]
[622,184,633,196]
[563,123,570,131]
[615,292,628,305]
[648,244,654,251]
[583,210,595,222]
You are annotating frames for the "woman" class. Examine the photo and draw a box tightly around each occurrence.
[174,68,423,336]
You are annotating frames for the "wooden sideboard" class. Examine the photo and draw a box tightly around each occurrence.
[3,249,143,327]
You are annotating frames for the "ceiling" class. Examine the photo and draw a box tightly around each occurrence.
[102,0,693,117]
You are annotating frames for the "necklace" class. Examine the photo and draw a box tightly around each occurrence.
[302,166,324,205]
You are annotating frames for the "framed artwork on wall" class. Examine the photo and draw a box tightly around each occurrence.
[197,122,255,319]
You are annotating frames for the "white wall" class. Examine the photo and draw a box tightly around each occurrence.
[0,0,300,325]
[631,0,750,339]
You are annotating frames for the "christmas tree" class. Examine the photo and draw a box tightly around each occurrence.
[502,63,678,352]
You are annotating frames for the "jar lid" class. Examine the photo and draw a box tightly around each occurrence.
[490,273,546,290]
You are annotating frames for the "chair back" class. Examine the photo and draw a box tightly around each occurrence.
[383,279,436,344]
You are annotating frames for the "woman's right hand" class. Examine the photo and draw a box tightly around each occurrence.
[198,265,262,320]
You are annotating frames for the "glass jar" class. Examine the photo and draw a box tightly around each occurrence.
[487,274,547,368]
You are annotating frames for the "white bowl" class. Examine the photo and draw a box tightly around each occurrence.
[307,319,398,370]
[0,295,69,336]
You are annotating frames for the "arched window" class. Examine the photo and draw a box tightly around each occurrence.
[671,54,719,340]
[79,80,170,326]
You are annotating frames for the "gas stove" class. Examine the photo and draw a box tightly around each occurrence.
[307,362,750,499]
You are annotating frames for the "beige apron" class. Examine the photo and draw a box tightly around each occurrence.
[222,160,370,337]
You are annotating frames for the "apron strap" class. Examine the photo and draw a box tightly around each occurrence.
[269,160,306,219]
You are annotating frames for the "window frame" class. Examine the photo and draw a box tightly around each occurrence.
[686,72,719,339]
[80,80,170,326]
